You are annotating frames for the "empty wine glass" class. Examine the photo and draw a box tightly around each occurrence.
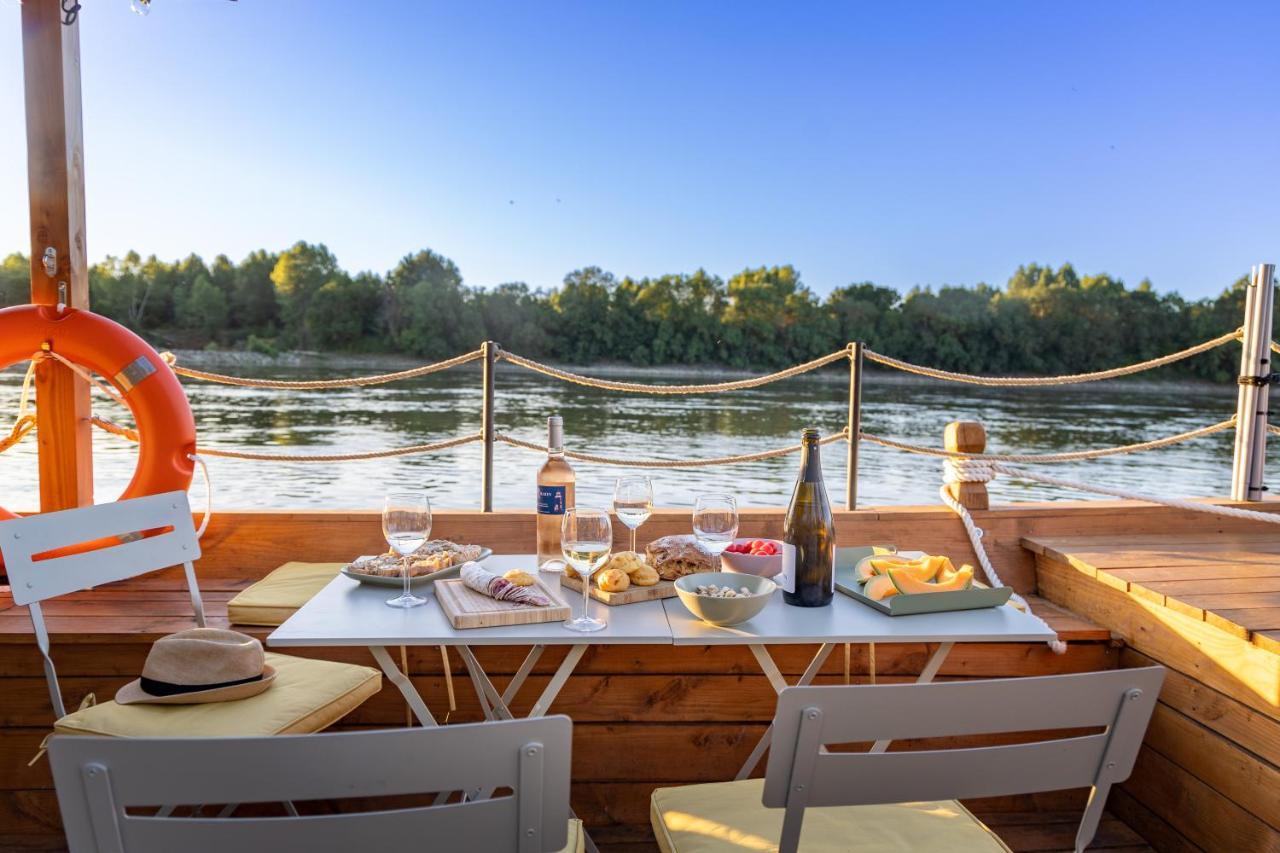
[561,507,611,633]
[693,493,738,556]
[613,476,654,553]
[383,491,432,608]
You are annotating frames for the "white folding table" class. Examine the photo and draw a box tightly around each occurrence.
[661,589,1059,777]
[268,553,1059,827]
[268,555,673,728]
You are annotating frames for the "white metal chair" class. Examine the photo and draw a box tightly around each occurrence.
[651,667,1165,853]
[48,716,581,853]
[1,491,381,739]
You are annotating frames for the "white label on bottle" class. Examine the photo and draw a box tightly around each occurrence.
[779,542,796,594]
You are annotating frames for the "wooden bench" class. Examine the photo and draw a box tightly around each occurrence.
[1027,532,1280,853]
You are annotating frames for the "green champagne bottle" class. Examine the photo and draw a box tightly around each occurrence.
[783,428,835,607]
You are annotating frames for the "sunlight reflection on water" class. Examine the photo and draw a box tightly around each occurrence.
[0,363,1244,511]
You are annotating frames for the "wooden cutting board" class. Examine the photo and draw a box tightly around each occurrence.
[560,573,677,605]
[434,577,570,628]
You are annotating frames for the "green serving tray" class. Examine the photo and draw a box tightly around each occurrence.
[834,546,1013,616]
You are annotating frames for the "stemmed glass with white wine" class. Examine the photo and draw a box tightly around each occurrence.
[561,507,612,633]
[383,491,432,609]
[693,493,738,556]
[613,475,654,553]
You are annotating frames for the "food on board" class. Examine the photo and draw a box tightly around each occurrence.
[596,568,631,593]
[502,569,537,587]
[646,534,719,580]
[461,563,551,607]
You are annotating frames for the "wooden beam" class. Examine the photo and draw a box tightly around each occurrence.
[22,0,93,511]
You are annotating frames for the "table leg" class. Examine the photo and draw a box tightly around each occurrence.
[735,643,836,780]
[455,644,597,853]
[369,645,436,727]
[869,641,954,754]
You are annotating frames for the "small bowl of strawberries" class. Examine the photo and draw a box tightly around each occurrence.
[720,538,784,579]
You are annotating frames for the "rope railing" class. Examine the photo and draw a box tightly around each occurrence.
[159,349,484,389]
[863,329,1242,387]
[495,347,851,394]
[859,418,1237,463]
[495,428,848,468]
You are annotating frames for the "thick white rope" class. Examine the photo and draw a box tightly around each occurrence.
[188,453,213,538]
[947,458,1280,525]
[865,329,1241,387]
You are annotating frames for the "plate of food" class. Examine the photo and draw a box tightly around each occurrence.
[341,539,492,588]
[841,551,1012,616]
[560,535,721,605]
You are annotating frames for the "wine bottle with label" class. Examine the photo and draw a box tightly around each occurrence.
[782,428,835,607]
[536,415,575,571]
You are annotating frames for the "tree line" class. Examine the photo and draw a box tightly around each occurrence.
[0,242,1259,382]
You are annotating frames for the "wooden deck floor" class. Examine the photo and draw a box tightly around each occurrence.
[1027,531,1280,853]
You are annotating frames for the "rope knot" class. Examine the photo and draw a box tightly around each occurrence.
[943,457,995,485]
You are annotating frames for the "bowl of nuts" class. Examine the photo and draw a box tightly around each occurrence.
[673,571,776,627]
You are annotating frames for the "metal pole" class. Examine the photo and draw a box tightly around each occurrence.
[845,342,863,510]
[480,341,496,511]
[1233,264,1275,501]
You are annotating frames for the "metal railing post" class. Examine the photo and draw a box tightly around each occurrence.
[845,342,863,510]
[480,341,497,511]
[1232,264,1276,501]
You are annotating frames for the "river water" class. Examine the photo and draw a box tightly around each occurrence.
[0,358,1247,512]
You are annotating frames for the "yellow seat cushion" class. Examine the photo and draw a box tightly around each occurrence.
[651,779,1011,853]
[54,653,380,737]
[227,562,343,626]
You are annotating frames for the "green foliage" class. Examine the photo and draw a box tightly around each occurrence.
[0,245,1263,381]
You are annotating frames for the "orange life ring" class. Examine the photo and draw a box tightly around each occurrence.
[0,305,196,537]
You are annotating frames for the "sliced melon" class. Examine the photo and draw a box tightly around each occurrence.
[889,565,974,595]
[862,573,899,601]
[856,554,909,581]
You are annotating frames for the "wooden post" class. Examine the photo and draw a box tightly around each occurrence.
[480,341,497,512]
[944,421,988,511]
[23,0,93,512]
[845,342,863,510]
[1232,263,1276,501]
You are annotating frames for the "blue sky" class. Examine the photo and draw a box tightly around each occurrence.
[2,1,1277,299]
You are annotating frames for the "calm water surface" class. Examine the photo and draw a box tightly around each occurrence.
[0,360,1245,512]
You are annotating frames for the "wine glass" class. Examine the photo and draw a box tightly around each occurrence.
[613,475,654,553]
[561,507,611,633]
[383,492,432,608]
[693,493,738,556]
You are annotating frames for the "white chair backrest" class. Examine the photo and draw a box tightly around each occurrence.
[49,717,574,853]
[1,491,201,606]
[0,491,205,718]
[762,667,1164,853]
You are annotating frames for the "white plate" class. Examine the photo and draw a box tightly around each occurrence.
[341,547,493,588]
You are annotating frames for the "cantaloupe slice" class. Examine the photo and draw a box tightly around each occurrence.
[888,565,974,595]
[856,554,909,581]
[862,573,899,601]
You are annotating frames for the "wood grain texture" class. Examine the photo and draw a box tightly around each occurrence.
[21,0,92,511]
[434,576,570,628]
[560,573,676,605]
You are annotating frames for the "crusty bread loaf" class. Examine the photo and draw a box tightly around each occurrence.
[645,534,718,580]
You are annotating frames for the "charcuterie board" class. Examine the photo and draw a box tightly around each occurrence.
[434,577,570,629]
[560,573,677,605]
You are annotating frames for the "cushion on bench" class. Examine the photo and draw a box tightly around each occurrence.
[651,778,1011,853]
[227,562,343,626]
[54,653,380,737]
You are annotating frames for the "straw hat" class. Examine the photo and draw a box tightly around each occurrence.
[115,628,276,705]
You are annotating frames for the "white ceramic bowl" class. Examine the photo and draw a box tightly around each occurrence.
[720,538,784,579]
[674,571,776,626]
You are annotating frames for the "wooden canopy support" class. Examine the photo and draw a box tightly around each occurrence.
[22,0,93,511]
